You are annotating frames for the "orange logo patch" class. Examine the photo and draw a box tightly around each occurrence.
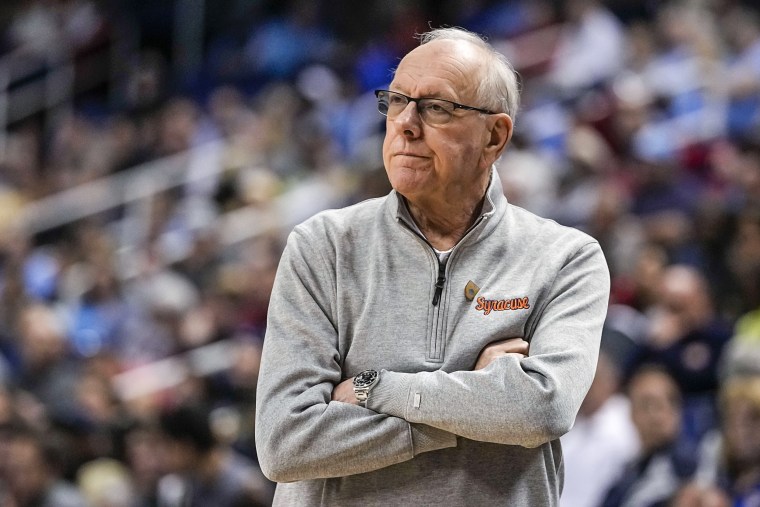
[475,296,530,315]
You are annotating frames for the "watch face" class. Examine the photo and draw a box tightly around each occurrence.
[353,370,378,388]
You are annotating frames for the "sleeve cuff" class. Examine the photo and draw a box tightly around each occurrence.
[366,370,414,419]
[410,423,457,455]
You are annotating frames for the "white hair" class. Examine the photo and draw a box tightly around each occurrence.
[418,27,520,121]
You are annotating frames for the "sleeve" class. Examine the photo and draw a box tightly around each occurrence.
[366,242,610,448]
[254,226,456,483]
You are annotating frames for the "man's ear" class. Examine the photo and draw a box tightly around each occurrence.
[485,114,513,162]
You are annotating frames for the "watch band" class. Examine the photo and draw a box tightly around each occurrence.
[353,369,379,407]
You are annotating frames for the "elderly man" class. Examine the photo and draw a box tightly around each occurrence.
[255,27,610,506]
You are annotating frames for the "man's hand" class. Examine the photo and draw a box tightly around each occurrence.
[474,338,529,370]
[331,378,359,404]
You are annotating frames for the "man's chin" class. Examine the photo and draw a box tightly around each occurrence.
[388,165,431,186]
[389,177,429,198]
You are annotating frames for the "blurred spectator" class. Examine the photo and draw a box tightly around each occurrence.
[496,133,558,218]
[629,157,701,265]
[734,140,760,204]
[156,402,274,507]
[0,424,88,507]
[587,181,646,284]
[560,326,641,507]
[721,299,760,380]
[155,98,205,157]
[0,384,15,426]
[721,6,760,138]
[600,364,697,507]
[117,267,199,365]
[243,0,336,81]
[121,422,165,507]
[715,375,760,504]
[607,72,664,164]
[63,224,129,359]
[5,1,54,51]
[635,3,723,150]
[721,203,760,378]
[614,242,669,312]
[639,265,733,443]
[550,123,616,228]
[11,303,82,424]
[690,375,760,506]
[0,228,33,341]
[69,364,128,462]
[547,0,625,95]
[77,457,138,507]
[124,50,169,117]
[726,202,760,318]
[670,481,730,507]
[49,112,112,190]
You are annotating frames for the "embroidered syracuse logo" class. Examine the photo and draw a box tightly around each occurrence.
[475,296,530,315]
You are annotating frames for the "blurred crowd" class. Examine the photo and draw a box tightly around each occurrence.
[0,0,760,506]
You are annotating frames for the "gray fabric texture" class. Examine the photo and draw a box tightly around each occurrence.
[255,169,610,506]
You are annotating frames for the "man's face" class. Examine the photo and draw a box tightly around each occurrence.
[382,40,502,206]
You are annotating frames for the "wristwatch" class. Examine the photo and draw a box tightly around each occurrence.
[353,370,379,407]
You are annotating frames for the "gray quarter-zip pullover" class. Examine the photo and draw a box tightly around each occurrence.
[255,169,610,506]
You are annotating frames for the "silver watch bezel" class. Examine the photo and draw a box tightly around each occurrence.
[353,369,379,404]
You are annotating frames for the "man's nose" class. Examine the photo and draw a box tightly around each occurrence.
[394,101,422,138]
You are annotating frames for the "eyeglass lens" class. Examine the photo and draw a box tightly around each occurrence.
[376,91,456,125]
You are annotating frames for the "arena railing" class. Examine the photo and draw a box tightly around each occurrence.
[15,139,345,279]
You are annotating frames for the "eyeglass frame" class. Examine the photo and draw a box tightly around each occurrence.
[374,89,498,125]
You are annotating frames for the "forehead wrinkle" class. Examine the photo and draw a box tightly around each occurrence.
[391,40,484,103]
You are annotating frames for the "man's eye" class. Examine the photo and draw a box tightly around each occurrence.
[389,95,407,106]
[424,102,448,113]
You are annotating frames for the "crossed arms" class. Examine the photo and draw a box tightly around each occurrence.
[254,227,609,483]
[330,337,530,402]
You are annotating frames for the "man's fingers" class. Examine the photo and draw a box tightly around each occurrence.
[331,378,359,404]
[489,338,529,355]
[473,338,529,370]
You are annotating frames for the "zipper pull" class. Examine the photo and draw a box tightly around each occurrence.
[432,262,446,306]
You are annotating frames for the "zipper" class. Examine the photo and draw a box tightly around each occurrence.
[398,214,490,307]
[426,213,490,307]
[394,186,496,361]
[432,260,446,306]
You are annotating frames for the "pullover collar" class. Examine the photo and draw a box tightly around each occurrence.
[389,166,508,247]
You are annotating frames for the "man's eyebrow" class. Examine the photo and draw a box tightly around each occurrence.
[389,87,454,101]
[387,83,408,94]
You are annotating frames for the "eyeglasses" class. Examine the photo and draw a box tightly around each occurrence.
[374,89,496,125]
